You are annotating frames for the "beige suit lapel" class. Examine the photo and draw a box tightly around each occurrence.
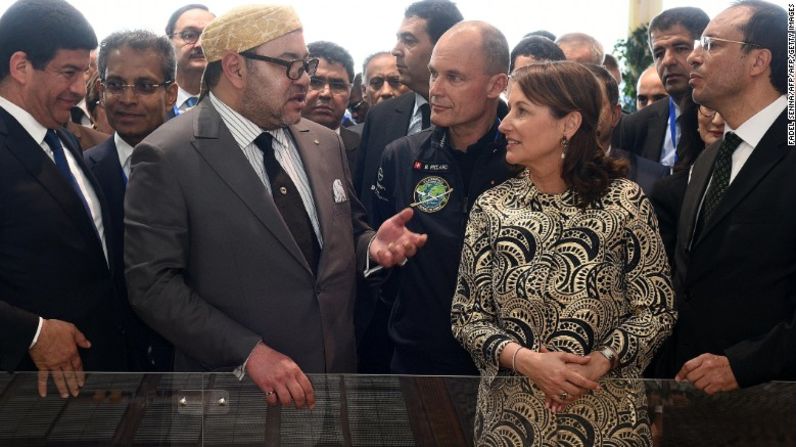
[191,102,310,271]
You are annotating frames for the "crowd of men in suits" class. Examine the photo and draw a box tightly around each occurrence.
[0,0,792,407]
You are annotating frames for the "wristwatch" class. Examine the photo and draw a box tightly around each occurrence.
[596,345,619,370]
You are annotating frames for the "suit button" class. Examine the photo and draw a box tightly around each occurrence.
[279,186,288,195]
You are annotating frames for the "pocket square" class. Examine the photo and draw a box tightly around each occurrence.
[332,179,348,203]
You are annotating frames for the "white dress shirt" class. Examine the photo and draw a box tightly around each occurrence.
[407,93,429,136]
[176,86,199,113]
[726,95,787,184]
[114,133,135,179]
[660,99,681,168]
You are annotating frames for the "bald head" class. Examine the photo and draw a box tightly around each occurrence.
[556,32,604,64]
[636,65,667,110]
[436,20,509,76]
[428,20,509,145]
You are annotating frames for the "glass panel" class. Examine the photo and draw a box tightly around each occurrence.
[0,373,793,446]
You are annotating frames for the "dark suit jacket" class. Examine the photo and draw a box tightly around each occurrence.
[84,138,173,371]
[0,108,125,372]
[669,110,796,386]
[354,92,416,222]
[125,101,375,373]
[617,97,678,163]
[340,124,361,175]
[611,147,670,195]
[648,169,689,268]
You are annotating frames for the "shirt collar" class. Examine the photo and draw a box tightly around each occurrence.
[208,92,289,150]
[177,86,198,109]
[114,132,135,167]
[412,92,428,117]
[0,94,49,145]
[725,95,786,148]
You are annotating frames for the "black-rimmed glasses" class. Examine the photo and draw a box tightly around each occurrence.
[169,28,202,45]
[240,52,319,80]
[101,79,174,96]
[695,36,761,53]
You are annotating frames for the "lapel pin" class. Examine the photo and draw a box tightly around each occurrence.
[313,139,320,145]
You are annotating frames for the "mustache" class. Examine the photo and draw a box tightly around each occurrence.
[189,47,205,58]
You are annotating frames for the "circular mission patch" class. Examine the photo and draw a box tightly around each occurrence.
[413,176,452,213]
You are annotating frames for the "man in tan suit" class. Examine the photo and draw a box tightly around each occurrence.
[125,5,425,409]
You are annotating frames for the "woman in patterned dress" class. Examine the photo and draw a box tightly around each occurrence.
[451,61,676,446]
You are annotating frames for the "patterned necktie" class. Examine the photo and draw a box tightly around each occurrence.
[44,129,93,219]
[184,96,198,109]
[698,132,743,230]
[253,132,320,273]
[420,102,431,130]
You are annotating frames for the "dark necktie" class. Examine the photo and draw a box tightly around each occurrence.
[420,102,431,130]
[44,129,93,219]
[697,132,743,233]
[253,132,320,273]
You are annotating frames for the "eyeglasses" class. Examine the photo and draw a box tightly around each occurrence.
[348,99,367,114]
[694,36,761,53]
[101,79,174,96]
[169,28,202,45]
[368,75,402,90]
[240,52,319,80]
[698,106,717,119]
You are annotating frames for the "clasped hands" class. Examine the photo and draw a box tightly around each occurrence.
[513,345,611,413]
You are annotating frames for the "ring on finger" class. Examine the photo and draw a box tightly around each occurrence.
[559,392,568,401]
[264,390,275,398]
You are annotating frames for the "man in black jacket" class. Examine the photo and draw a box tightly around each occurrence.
[0,0,126,397]
[372,21,519,374]
[354,0,462,373]
[671,0,794,392]
[615,7,708,167]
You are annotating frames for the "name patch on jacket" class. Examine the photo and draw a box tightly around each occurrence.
[413,160,449,172]
[412,176,452,213]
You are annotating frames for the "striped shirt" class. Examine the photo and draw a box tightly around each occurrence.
[209,93,323,246]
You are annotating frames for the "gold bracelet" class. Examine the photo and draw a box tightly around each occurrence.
[511,345,525,372]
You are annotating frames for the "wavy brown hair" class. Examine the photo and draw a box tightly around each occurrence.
[511,61,626,207]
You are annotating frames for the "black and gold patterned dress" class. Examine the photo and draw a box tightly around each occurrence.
[452,172,676,446]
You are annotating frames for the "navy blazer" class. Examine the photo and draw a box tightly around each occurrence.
[85,137,173,371]
[0,108,125,371]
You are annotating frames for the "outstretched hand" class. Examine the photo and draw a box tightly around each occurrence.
[369,208,428,268]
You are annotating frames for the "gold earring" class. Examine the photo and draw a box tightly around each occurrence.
[560,136,569,159]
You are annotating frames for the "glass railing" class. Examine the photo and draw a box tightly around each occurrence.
[0,373,793,446]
